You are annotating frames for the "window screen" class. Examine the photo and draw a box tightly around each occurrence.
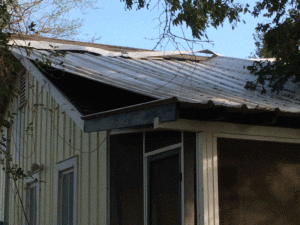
[110,131,197,225]
[110,133,144,225]
[183,132,197,224]
[148,149,181,225]
[218,138,300,225]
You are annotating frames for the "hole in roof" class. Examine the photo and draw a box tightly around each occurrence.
[33,62,157,115]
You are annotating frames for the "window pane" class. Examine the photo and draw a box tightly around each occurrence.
[148,149,181,225]
[69,172,74,225]
[183,132,196,224]
[62,174,69,225]
[61,171,74,225]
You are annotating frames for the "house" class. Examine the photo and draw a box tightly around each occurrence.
[1,36,300,225]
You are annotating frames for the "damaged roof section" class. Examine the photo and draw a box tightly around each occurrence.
[9,37,300,130]
[38,65,157,115]
[11,44,300,113]
[9,35,151,52]
[10,36,216,59]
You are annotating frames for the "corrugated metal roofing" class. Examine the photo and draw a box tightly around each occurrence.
[9,35,152,52]
[11,40,300,114]
[10,39,216,58]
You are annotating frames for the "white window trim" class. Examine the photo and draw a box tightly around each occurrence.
[24,172,40,225]
[55,156,78,225]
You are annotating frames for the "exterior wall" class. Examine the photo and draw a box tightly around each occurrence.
[3,73,107,225]
[4,69,300,225]
[155,119,300,225]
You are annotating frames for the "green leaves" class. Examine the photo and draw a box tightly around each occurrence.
[5,163,28,180]
[248,4,300,94]
[122,0,299,94]
[122,0,244,39]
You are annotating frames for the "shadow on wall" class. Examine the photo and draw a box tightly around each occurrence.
[218,138,300,225]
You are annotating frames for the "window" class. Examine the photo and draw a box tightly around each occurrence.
[25,173,39,225]
[109,131,197,225]
[56,156,77,225]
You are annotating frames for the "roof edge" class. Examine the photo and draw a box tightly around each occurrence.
[81,97,179,121]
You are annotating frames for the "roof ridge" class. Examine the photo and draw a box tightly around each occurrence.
[9,34,152,52]
[10,38,216,60]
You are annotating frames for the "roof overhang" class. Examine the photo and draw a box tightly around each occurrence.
[82,97,300,132]
[81,98,180,132]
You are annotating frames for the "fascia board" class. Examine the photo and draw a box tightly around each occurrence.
[83,102,179,132]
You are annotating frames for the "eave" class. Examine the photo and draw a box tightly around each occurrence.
[81,98,179,132]
[82,98,300,132]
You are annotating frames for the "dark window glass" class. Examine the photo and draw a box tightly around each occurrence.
[148,148,181,225]
[183,132,197,224]
[110,132,144,225]
[69,172,74,224]
[61,171,74,225]
[145,131,181,152]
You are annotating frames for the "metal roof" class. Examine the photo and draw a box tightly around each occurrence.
[11,40,300,114]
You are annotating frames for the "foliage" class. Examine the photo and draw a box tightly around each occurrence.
[250,30,273,59]
[0,0,78,222]
[123,0,300,94]
[6,0,96,38]
[0,133,30,224]
[0,0,21,125]
[123,0,247,43]
[0,0,96,120]
[247,1,300,93]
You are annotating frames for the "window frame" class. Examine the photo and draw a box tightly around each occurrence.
[56,156,77,225]
[109,130,199,225]
[24,173,40,225]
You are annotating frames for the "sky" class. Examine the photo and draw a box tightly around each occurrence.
[70,0,270,59]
